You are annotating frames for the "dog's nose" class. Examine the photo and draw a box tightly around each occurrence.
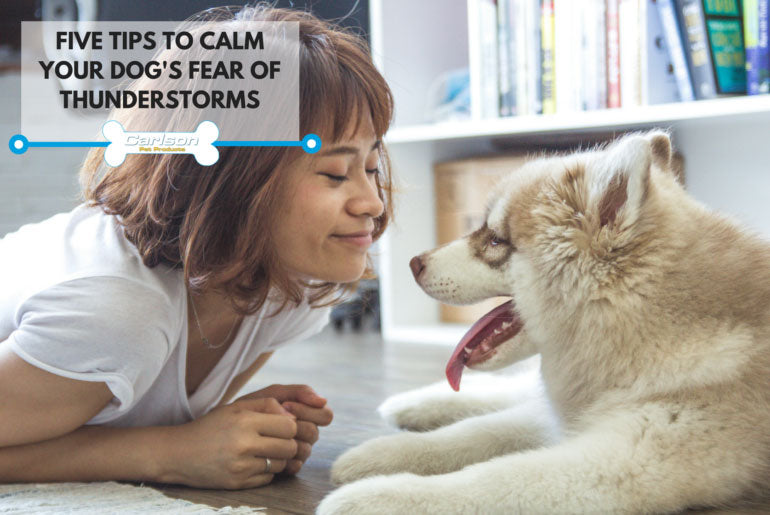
[409,256,425,280]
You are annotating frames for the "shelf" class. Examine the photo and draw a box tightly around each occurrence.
[385,95,770,144]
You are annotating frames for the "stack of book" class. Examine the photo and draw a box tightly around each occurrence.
[469,0,770,119]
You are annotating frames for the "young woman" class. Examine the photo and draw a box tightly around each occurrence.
[0,5,393,490]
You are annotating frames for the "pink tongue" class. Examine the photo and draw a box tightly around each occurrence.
[445,300,517,391]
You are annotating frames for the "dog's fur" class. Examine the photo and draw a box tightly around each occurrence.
[318,132,770,514]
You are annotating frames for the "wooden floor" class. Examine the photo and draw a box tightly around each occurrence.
[152,327,770,515]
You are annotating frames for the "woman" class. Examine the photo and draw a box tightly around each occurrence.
[0,5,393,490]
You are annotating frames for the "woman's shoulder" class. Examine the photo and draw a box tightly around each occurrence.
[0,204,186,333]
[2,204,184,298]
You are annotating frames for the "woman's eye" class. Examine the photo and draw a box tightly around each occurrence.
[319,173,347,182]
[365,167,380,175]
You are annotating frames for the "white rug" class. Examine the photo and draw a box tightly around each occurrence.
[0,482,265,514]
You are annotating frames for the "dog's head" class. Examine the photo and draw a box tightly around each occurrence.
[411,131,680,390]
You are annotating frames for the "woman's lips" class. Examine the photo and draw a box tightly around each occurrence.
[332,231,373,248]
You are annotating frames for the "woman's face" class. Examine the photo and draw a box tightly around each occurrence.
[273,115,385,283]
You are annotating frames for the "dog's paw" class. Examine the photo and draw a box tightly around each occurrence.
[331,433,427,485]
[317,475,410,515]
[318,473,450,515]
[377,385,475,431]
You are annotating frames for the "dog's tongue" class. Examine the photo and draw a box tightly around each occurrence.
[446,300,517,391]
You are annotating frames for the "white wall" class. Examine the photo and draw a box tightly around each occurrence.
[0,72,88,238]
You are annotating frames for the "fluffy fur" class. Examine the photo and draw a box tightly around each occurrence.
[318,131,770,514]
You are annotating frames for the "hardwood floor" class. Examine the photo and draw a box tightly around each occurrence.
[152,327,769,515]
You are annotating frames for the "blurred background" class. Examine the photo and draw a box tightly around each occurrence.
[2,0,770,345]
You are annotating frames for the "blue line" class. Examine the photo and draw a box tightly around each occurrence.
[24,141,302,148]
[28,141,110,148]
[214,141,303,147]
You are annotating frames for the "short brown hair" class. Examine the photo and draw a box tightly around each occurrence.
[79,4,394,316]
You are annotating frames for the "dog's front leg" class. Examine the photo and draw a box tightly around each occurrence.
[331,394,556,485]
[321,405,749,514]
[378,366,541,431]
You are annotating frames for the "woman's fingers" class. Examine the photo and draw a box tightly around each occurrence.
[282,459,303,476]
[279,443,310,476]
[282,402,333,426]
[294,440,312,461]
[294,420,320,444]
[249,412,297,439]
[247,436,298,459]
[250,384,328,408]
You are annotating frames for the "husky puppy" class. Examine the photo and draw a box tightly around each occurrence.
[318,131,770,514]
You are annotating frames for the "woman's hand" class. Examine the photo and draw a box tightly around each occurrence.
[235,384,334,475]
[162,397,298,489]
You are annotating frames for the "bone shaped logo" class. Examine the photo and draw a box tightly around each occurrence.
[102,120,219,167]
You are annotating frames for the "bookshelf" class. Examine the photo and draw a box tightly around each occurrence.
[370,0,770,345]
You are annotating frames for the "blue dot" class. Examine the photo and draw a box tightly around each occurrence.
[9,134,29,155]
[301,134,322,154]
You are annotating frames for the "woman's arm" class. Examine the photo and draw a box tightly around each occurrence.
[0,345,297,488]
[0,424,171,483]
[0,397,299,488]
[0,344,114,447]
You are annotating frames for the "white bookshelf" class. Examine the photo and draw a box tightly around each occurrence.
[370,0,770,345]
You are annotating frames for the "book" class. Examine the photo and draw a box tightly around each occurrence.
[620,0,643,107]
[526,0,544,114]
[762,0,770,92]
[675,0,746,97]
[469,0,501,118]
[703,0,747,93]
[607,0,623,107]
[581,0,608,110]
[643,0,682,103]
[555,0,580,111]
[541,0,557,113]
[656,0,697,101]
[744,0,770,94]
[498,0,517,116]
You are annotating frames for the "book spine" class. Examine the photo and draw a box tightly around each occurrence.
[657,0,696,100]
[515,0,531,114]
[469,0,500,119]
[596,0,609,108]
[541,0,557,113]
[745,0,761,94]
[498,0,516,115]
[555,0,576,111]
[620,0,642,107]
[527,0,544,113]
[645,0,683,103]
[761,0,770,93]
[607,0,623,107]
[582,0,602,109]
[701,0,746,94]
[675,0,718,98]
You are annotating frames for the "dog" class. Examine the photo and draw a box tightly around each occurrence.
[317,131,770,514]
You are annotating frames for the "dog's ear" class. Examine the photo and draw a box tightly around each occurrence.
[590,132,666,228]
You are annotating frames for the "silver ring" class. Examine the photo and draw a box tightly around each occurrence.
[263,458,272,474]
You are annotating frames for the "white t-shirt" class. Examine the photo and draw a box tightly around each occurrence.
[0,204,330,427]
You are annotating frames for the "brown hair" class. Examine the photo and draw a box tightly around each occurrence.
[79,4,394,316]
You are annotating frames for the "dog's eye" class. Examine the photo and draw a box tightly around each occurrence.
[490,236,509,247]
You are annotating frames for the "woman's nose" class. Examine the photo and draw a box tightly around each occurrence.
[348,175,385,218]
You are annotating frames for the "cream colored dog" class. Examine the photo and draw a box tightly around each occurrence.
[318,131,770,514]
